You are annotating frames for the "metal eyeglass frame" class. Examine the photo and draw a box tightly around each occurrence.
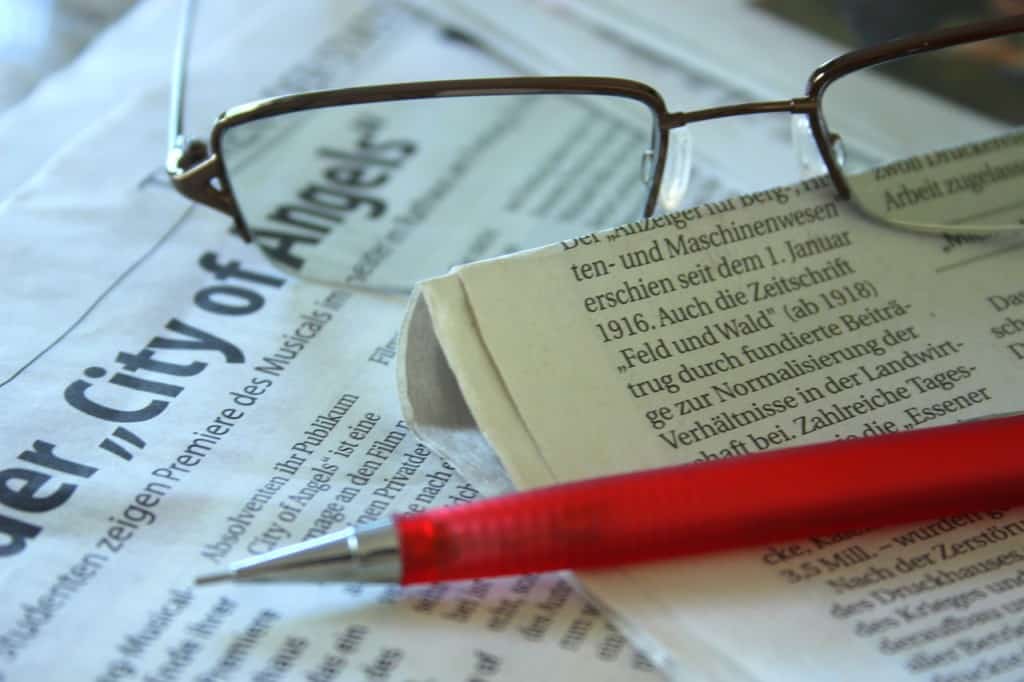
[166,6,1024,245]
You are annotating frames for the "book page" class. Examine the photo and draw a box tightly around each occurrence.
[403,164,1024,679]
[0,2,663,679]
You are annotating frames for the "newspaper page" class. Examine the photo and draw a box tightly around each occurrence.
[0,2,662,680]
[0,0,298,202]
[538,0,1015,167]
[402,158,1024,681]
[411,0,1004,195]
[400,0,780,202]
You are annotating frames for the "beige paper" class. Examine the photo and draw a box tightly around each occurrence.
[401,173,1024,680]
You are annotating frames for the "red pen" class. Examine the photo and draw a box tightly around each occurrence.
[196,412,1024,586]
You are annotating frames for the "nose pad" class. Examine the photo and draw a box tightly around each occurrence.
[641,149,655,185]
[829,132,846,168]
[655,126,693,214]
[790,114,828,179]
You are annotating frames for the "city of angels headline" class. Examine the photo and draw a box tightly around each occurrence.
[0,254,289,559]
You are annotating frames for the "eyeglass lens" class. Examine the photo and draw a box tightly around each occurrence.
[218,93,660,289]
[820,33,1024,234]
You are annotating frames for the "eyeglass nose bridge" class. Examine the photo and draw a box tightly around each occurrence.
[643,96,850,216]
[662,96,816,128]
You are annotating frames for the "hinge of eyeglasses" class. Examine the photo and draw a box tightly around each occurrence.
[167,140,239,224]
[177,139,210,172]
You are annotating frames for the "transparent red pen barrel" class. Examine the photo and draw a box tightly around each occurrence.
[395,414,1024,584]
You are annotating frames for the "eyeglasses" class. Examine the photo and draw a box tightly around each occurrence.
[167,7,1024,292]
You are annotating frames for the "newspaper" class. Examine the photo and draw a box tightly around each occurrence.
[0,1,294,202]
[401,0,793,197]
[546,0,1004,163]
[0,2,664,679]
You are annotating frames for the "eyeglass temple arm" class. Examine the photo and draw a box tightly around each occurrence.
[165,0,237,218]
[167,0,200,174]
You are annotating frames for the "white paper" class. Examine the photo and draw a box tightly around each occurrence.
[0,0,288,202]
[402,0,767,199]
[549,0,1001,164]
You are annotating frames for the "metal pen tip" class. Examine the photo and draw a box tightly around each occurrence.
[195,570,234,586]
[190,521,401,586]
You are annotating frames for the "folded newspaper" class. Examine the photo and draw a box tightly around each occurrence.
[399,163,1024,680]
